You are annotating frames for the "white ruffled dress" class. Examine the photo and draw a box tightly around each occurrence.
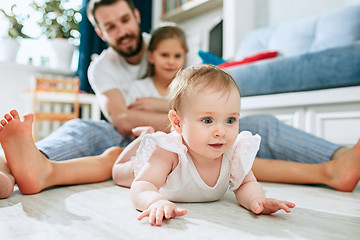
[133,131,261,202]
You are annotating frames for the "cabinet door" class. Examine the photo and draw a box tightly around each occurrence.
[305,103,360,146]
[241,108,305,130]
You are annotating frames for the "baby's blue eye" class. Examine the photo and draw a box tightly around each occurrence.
[226,118,236,124]
[201,118,213,124]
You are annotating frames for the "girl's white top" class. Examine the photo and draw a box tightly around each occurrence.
[124,77,168,106]
[133,131,261,202]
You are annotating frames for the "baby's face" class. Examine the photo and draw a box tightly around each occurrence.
[178,84,240,161]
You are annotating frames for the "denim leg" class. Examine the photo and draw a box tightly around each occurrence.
[36,119,131,161]
[238,115,341,163]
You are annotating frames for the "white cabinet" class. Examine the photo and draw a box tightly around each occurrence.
[240,86,360,147]
[305,103,360,146]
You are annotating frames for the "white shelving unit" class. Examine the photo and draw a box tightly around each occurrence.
[26,91,100,140]
[240,86,360,147]
[0,61,100,139]
[161,0,223,23]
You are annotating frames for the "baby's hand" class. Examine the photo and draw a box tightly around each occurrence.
[250,197,295,215]
[137,200,187,226]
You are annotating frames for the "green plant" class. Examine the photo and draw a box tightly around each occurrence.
[31,0,81,44]
[0,5,31,39]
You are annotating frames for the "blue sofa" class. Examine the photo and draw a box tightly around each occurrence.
[225,5,360,97]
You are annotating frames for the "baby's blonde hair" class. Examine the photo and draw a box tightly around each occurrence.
[169,64,240,112]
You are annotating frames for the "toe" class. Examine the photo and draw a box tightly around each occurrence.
[10,110,20,120]
[0,119,7,126]
[4,114,12,122]
[23,113,35,124]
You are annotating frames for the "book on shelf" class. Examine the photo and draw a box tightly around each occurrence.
[162,0,195,15]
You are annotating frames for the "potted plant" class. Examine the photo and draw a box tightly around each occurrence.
[0,5,31,62]
[31,0,82,70]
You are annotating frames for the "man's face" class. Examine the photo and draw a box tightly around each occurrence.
[94,0,143,57]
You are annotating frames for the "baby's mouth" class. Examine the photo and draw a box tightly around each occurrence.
[209,143,224,149]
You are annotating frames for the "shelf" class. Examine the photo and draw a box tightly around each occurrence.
[241,86,360,110]
[27,91,100,121]
[161,0,223,23]
[0,61,75,76]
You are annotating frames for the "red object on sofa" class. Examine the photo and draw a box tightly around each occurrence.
[218,51,279,69]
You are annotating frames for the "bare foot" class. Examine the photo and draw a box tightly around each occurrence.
[326,139,360,192]
[0,156,15,199]
[0,110,53,195]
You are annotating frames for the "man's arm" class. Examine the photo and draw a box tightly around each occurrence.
[97,89,171,135]
[128,97,170,112]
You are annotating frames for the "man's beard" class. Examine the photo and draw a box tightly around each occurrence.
[112,28,143,58]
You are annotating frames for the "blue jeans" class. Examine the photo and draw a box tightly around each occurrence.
[36,115,340,163]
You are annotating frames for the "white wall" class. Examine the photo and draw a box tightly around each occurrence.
[152,0,360,59]
[152,0,222,65]
[0,62,74,118]
[0,63,33,117]
[267,0,360,26]
[177,8,223,66]
[225,0,360,59]
[152,0,223,51]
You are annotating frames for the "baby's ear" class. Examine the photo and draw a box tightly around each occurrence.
[168,110,182,134]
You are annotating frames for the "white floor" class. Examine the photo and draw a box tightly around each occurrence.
[0,181,359,240]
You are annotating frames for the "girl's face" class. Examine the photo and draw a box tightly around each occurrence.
[174,83,240,162]
[148,38,186,84]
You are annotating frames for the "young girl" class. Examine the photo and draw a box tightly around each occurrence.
[113,64,295,226]
[111,25,188,187]
[123,25,188,112]
[0,25,188,198]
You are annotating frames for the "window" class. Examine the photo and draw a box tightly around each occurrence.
[0,0,81,69]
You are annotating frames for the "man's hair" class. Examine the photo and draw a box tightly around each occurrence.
[87,0,135,29]
[145,25,189,77]
[169,64,240,112]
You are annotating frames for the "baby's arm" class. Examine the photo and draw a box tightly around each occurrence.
[112,127,155,188]
[130,147,187,226]
[234,171,295,214]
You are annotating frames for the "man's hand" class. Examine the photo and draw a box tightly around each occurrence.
[137,199,187,226]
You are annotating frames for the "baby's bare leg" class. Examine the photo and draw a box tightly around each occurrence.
[253,139,360,192]
[0,110,122,195]
[112,126,154,187]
